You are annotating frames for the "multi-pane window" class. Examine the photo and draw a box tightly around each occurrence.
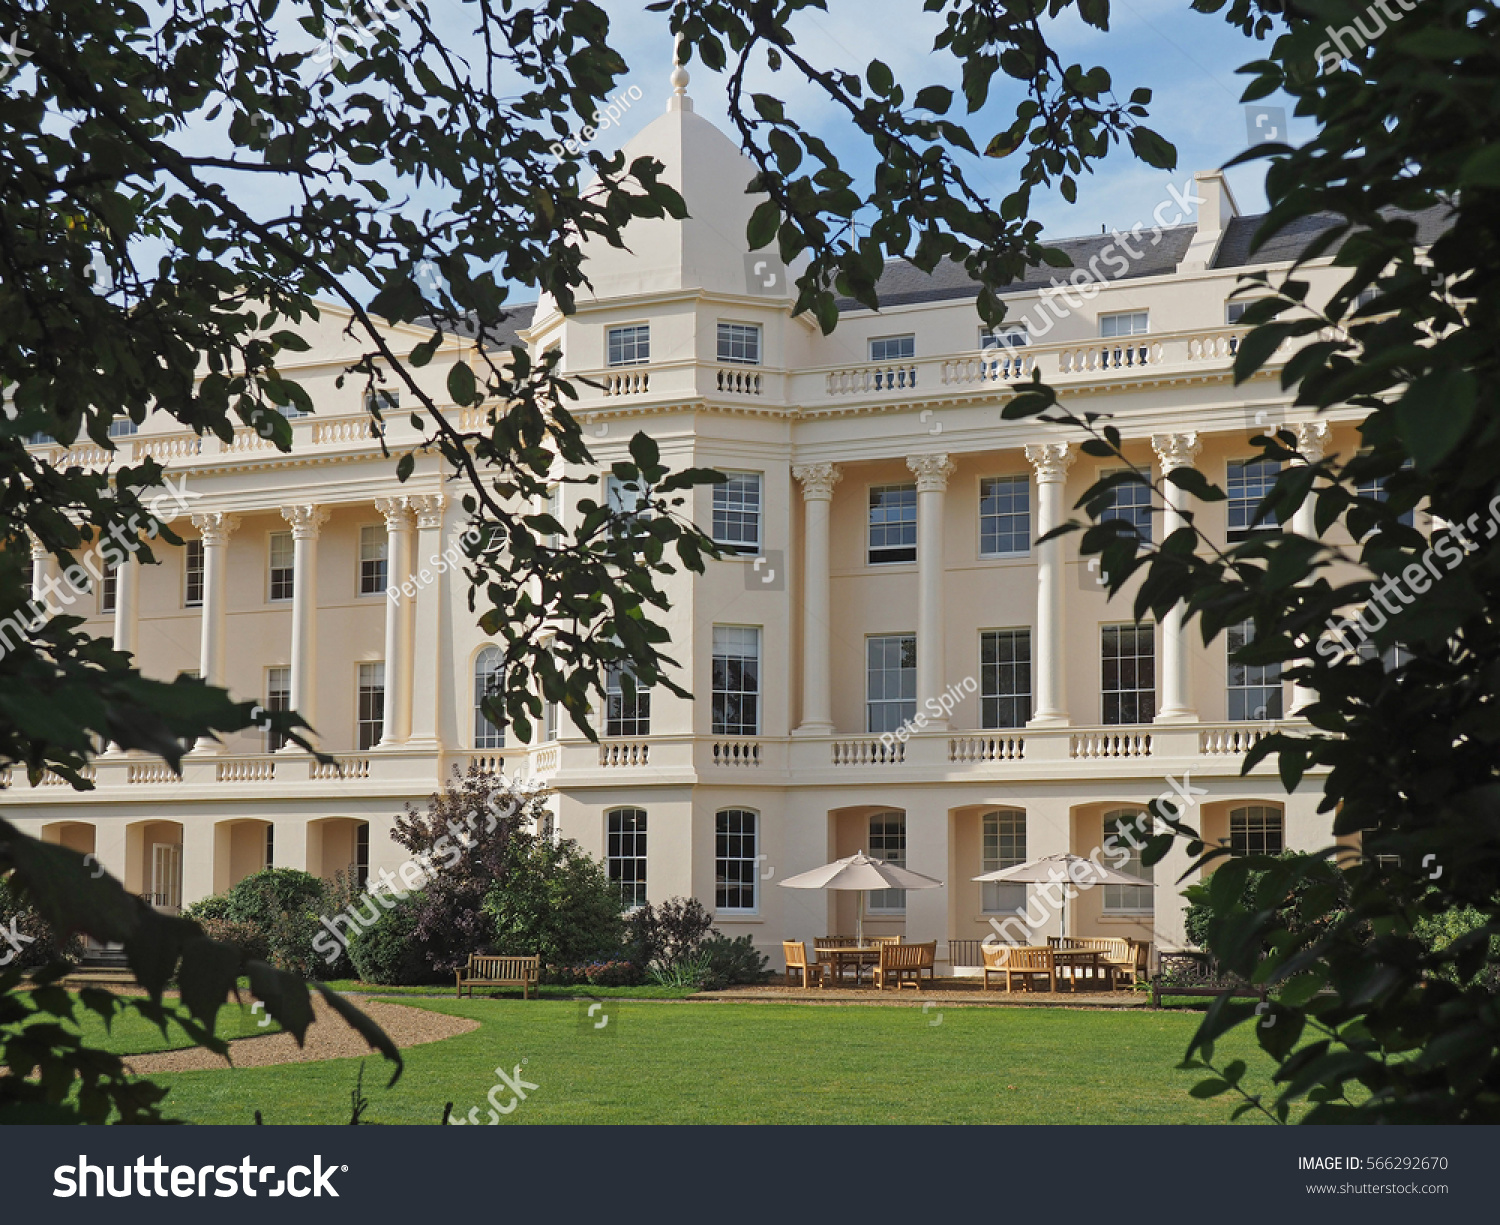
[1355,473,1416,528]
[1102,623,1156,724]
[184,539,204,607]
[715,808,758,911]
[473,646,505,749]
[357,662,385,750]
[1100,467,1153,543]
[979,475,1030,557]
[866,635,916,734]
[1226,299,1271,325]
[1227,458,1281,540]
[711,626,761,736]
[1100,310,1149,337]
[545,486,563,548]
[264,825,275,870]
[980,629,1032,728]
[606,808,648,908]
[606,324,650,367]
[1230,805,1285,857]
[980,325,1028,350]
[868,484,917,564]
[717,322,761,365]
[268,532,295,601]
[981,809,1027,914]
[266,666,291,752]
[712,472,762,554]
[1103,810,1154,913]
[605,665,651,737]
[359,525,388,595]
[363,389,398,415]
[107,417,138,438]
[1227,620,1282,721]
[605,473,648,525]
[354,823,370,889]
[100,560,117,614]
[544,697,558,742]
[869,335,915,362]
[867,812,907,912]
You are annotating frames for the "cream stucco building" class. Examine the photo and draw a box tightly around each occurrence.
[4,69,1437,970]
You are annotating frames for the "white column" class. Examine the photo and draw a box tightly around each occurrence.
[190,512,239,751]
[907,452,956,731]
[375,497,414,746]
[28,533,51,608]
[1290,421,1331,714]
[792,463,841,734]
[1151,432,1202,723]
[279,504,329,747]
[407,493,448,749]
[1025,442,1075,726]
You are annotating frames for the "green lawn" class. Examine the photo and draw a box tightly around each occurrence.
[317,979,696,1001]
[141,998,1279,1125]
[39,995,281,1057]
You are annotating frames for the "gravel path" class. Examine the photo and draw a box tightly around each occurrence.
[125,997,477,1076]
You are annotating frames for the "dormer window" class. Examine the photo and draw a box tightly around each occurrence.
[717,322,761,366]
[607,324,650,367]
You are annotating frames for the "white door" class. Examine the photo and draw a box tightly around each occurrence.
[151,843,182,912]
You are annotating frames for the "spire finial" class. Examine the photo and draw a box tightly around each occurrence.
[668,34,693,112]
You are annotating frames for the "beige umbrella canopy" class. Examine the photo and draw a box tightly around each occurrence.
[973,852,1151,940]
[781,852,943,943]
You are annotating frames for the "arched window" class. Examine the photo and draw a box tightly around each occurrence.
[1102,808,1154,914]
[715,808,759,912]
[606,808,647,908]
[473,646,505,748]
[981,809,1027,914]
[1230,805,1284,856]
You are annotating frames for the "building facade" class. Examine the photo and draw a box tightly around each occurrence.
[5,71,1411,968]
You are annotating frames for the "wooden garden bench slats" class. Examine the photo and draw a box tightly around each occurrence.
[456,953,540,999]
[1050,935,1145,984]
[983,945,1055,992]
[871,940,937,991]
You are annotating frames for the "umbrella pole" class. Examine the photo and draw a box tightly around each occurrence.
[857,890,865,945]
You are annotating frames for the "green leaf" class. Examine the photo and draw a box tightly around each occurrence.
[447,361,477,406]
[747,199,780,252]
[1127,127,1176,170]
[914,85,953,114]
[867,60,894,95]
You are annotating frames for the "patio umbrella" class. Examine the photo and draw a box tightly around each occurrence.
[972,853,1152,940]
[780,851,943,943]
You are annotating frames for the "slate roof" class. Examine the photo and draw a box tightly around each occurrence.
[1211,202,1454,268]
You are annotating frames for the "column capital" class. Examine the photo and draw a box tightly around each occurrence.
[906,452,956,493]
[1024,441,1075,482]
[1151,432,1202,471]
[1293,420,1331,463]
[375,496,414,531]
[792,462,842,501]
[190,511,240,546]
[408,492,448,529]
[27,530,47,560]
[280,503,331,540]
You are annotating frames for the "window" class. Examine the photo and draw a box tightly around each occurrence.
[265,666,291,752]
[264,824,275,870]
[605,664,651,737]
[1100,311,1149,337]
[544,697,558,742]
[717,322,761,366]
[1354,285,1380,310]
[981,809,1027,914]
[1355,472,1416,528]
[1103,810,1154,913]
[363,388,398,414]
[869,335,915,362]
[979,474,1030,557]
[715,808,758,911]
[1225,299,1270,325]
[1102,623,1156,724]
[866,635,916,734]
[107,417,138,438]
[606,808,648,908]
[980,629,1032,728]
[545,486,563,548]
[357,662,385,749]
[100,559,117,614]
[1230,805,1284,857]
[269,531,294,601]
[980,325,1028,350]
[1357,639,1414,672]
[605,473,648,523]
[867,812,907,912]
[473,646,505,749]
[606,324,650,367]
[711,625,761,736]
[359,525,388,595]
[354,823,370,889]
[1227,458,1281,540]
[1099,467,1153,543]
[1227,620,1282,721]
[184,539,204,607]
[712,472,762,554]
[868,484,917,565]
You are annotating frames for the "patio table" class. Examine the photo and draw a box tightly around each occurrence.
[816,945,883,987]
[1048,947,1114,992]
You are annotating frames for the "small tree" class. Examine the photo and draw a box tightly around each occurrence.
[483,835,626,968]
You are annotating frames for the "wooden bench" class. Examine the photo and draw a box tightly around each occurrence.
[872,940,937,991]
[455,954,540,999]
[1150,952,1265,1009]
[984,945,1055,992]
[1051,936,1148,986]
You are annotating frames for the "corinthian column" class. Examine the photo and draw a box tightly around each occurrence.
[279,504,330,746]
[190,511,240,751]
[908,452,957,731]
[1289,421,1331,715]
[1025,442,1075,726]
[1151,432,1202,723]
[375,496,414,746]
[792,463,841,734]
[406,493,448,749]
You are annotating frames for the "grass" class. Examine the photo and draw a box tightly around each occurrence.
[35,995,281,1057]
[138,997,1283,1125]
[316,979,696,1001]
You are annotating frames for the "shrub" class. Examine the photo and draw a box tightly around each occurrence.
[545,959,643,987]
[626,896,714,971]
[195,918,270,966]
[348,891,445,985]
[0,876,83,971]
[483,834,626,966]
[697,934,771,990]
[1414,906,1500,991]
[180,867,329,975]
[1183,852,1351,952]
